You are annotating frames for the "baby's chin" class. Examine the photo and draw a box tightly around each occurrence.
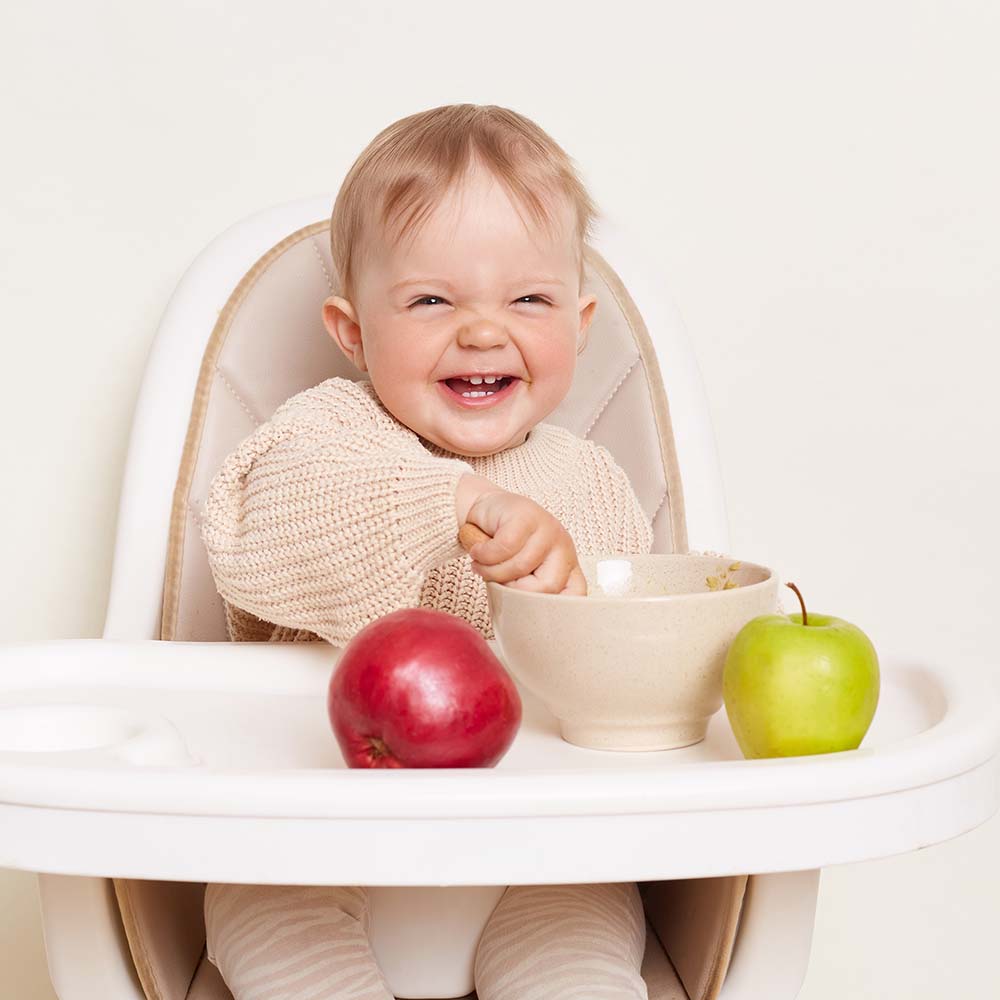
[422,423,532,457]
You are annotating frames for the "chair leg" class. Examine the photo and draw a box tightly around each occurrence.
[36,874,147,1000]
[718,870,821,1000]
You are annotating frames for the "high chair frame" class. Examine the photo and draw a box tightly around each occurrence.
[1,196,997,1000]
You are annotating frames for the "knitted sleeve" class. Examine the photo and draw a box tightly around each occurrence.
[578,440,655,555]
[199,378,475,647]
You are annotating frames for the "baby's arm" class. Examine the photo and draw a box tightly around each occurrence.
[200,379,475,647]
[583,441,654,555]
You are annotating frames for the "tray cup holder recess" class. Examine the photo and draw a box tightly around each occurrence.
[0,703,199,765]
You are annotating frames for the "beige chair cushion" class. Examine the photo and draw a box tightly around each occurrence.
[112,218,743,1000]
[642,877,748,1000]
[113,880,208,1000]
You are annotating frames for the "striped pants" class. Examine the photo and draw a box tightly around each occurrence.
[204,882,648,999]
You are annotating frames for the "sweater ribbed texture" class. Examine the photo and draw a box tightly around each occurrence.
[201,377,653,647]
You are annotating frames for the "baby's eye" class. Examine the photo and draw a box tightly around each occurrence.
[409,294,549,308]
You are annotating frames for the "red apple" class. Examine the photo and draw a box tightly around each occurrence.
[328,608,522,768]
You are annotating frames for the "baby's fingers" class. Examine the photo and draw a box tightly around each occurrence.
[473,531,549,583]
[560,565,588,596]
[469,521,533,567]
[507,546,577,595]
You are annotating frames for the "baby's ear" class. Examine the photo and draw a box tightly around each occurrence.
[323,295,367,372]
[577,293,598,355]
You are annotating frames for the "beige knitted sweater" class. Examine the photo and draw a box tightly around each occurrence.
[200,377,653,647]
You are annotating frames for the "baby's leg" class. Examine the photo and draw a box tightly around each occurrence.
[203,882,393,1000]
[474,882,648,1000]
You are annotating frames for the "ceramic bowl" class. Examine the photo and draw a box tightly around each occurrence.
[486,553,779,751]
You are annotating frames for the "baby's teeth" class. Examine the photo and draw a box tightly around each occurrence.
[484,375,497,384]
[461,390,495,398]
[469,376,483,385]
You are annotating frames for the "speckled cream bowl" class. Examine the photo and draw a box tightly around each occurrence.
[487,554,779,751]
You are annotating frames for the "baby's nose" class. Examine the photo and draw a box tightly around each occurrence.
[456,318,509,349]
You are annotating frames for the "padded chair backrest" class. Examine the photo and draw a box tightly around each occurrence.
[160,220,688,641]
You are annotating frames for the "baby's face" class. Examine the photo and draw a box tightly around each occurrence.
[323,165,598,456]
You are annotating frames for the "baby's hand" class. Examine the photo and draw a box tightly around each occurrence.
[455,476,587,596]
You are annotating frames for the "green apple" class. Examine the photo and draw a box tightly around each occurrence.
[723,583,880,759]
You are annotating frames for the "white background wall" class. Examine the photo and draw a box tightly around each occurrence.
[1,2,997,997]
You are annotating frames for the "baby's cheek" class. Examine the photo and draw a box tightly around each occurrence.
[532,326,577,371]
[533,340,578,394]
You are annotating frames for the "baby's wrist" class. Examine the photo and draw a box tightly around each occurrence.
[455,474,504,528]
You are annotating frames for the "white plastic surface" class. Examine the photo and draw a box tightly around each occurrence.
[2,638,997,885]
[37,874,146,1000]
[718,869,821,1000]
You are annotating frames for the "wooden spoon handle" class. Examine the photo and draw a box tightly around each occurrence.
[459,522,491,552]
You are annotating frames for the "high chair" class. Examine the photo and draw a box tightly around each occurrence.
[2,196,998,1000]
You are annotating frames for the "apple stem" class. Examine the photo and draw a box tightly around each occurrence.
[786,582,808,626]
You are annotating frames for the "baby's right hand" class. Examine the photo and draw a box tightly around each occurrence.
[456,476,587,596]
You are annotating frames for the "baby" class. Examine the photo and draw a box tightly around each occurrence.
[200,103,652,999]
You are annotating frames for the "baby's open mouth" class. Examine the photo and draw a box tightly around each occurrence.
[441,375,518,398]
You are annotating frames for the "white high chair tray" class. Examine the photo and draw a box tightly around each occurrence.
[1,638,997,886]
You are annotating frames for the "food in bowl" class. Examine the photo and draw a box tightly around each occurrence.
[486,553,779,751]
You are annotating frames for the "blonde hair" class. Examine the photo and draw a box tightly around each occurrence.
[330,103,599,304]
